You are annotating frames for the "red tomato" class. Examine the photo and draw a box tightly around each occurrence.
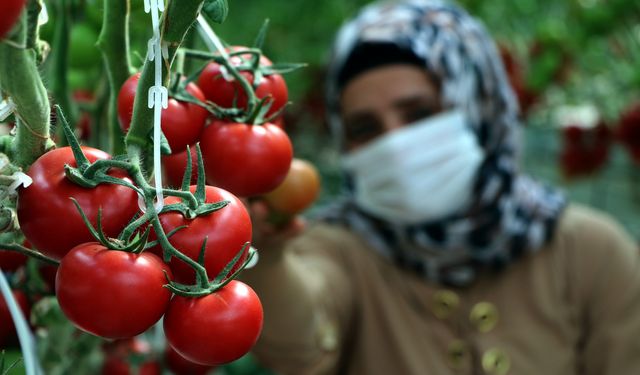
[151,185,252,284]
[162,147,198,189]
[163,280,263,366]
[0,290,29,348]
[0,249,27,273]
[263,158,321,215]
[17,147,139,260]
[55,243,173,339]
[117,73,208,154]
[0,0,25,39]
[199,120,293,197]
[165,344,214,375]
[197,48,288,118]
[102,338,162,375]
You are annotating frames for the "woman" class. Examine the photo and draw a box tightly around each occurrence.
[243,1,640,374]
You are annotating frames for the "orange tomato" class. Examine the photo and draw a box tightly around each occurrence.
[263,158,321,215]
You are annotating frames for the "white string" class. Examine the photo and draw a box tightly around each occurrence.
[0,271,43,375]
[144,0,167,213]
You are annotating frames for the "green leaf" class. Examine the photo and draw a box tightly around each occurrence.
[202,0,229,24]
[253,19,270,50]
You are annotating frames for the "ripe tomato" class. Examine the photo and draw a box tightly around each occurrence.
[17,147,139,260]
[117,73,208,154]
[199,120,293,197]
[56,243,173,339]
[0,248,27,273]
[151,185,252,284]
[101,338,162,375]
[263,158,321,215]
[163,280,263,366]
[162,147,198,189]
[0,290,29,348]
[197,47,288,118]
[165,344,215,375]
[0,0,26,39]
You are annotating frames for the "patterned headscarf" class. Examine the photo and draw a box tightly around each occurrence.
[321,0,567,286]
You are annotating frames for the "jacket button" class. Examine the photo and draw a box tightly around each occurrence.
[482,348,511,375]
[470,302,498,333]
[447,339,469,370]
[432,290,460,319]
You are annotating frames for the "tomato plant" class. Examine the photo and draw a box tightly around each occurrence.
[152,185,252,284]
[197,47,288,118]
[263,158,321,215]
[163,280,263,366]
[0,0,25,39]
[55,243,173,339]
[117,73,208,154]
[199,120,293,197]
[165,344,215,375]
[0,290,29,348]
[16,147,139,260]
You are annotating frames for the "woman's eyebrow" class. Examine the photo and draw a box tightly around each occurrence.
[392,94,438,110]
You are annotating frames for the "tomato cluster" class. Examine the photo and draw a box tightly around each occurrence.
[6,40,299,368]
[118,46,294,198]
[11,134,264,365]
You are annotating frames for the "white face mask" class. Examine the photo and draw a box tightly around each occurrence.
[342,109,484,224]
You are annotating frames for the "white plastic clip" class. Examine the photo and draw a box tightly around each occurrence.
[7,172,33,194]
[144,0,167,213]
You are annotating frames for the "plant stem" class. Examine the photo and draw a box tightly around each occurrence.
[125,0,205,167]
[0,11,55,169]
[96,0,132,156]
[49,0,76,146]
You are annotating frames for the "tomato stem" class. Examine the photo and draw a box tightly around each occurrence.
[0,243,59,266]
[96,0,133,156]
[49,0,77,146]
[0,10,55,169]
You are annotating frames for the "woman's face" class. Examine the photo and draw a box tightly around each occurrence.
[339,64,441,151]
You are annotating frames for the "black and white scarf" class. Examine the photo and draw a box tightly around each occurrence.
[320,0,567,286]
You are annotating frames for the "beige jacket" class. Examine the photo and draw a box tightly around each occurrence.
[243,204,640,375]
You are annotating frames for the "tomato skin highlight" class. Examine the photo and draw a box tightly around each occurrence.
[199,120,293,197]
[163,280,263,366]
[151,185,252,284]
[0,0,26,39]
[55,243,173,339]
[17,147,139,260]
[117,73,208,154]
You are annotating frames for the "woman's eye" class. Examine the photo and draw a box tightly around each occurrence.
[344,120,384,145]
[403,107,435,124]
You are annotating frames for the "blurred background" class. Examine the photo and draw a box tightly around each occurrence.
[211,0,640,239]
